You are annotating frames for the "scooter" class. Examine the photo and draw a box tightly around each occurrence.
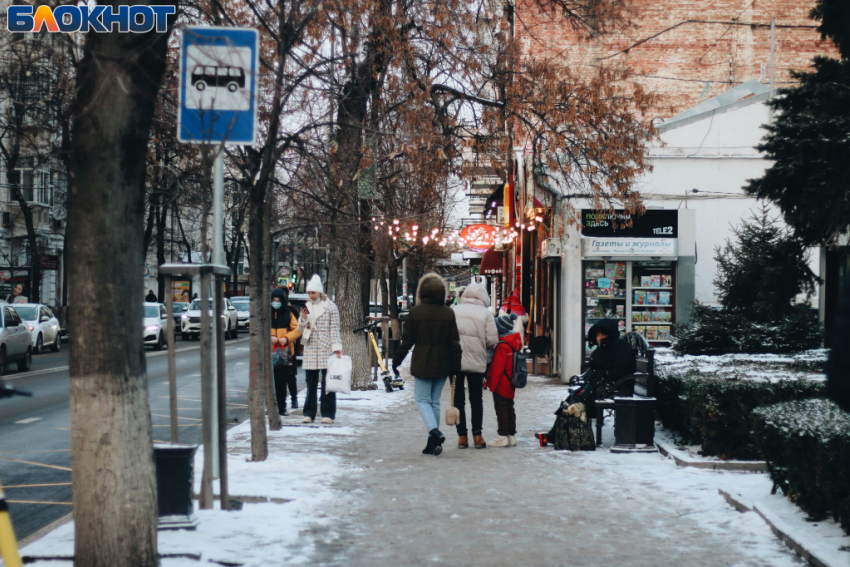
[353,320,403,392]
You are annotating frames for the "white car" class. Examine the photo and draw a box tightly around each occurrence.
[143,302,168,350]
[13,304,61,353]
[0,305,33,375]
[181,298,238,341]
[228,296,250,330]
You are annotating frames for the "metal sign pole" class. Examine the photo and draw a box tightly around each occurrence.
[213,276,230,510]
[164,275,179,443]
[198,271,214,509]
[209,146,224,479]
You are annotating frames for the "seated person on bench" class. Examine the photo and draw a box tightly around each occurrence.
[572,319,637,407]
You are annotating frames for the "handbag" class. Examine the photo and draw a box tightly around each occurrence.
[272,345,291,368]
[445,376,460,426]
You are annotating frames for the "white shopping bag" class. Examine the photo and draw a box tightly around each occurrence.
[325,354,352,394]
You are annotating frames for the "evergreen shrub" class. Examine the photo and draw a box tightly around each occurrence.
[655,365,826,460]
[752,399,850,532]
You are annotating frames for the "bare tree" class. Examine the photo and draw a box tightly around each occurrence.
[66,14,174,567]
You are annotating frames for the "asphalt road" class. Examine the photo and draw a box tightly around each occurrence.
[0,334,305,543]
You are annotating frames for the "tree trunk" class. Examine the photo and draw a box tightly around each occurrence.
[262,198,281,430]
[67,22,172,567]
[246,179,269,460]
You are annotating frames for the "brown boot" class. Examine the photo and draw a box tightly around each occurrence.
[458,435,469,449]
[473,435,487,449]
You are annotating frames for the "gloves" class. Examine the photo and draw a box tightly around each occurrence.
[566,403,587,423]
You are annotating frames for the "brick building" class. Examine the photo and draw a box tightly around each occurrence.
[515,0,837,116]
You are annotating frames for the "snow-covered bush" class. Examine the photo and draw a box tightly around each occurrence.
[752,399,850,533]
[655,349,828,460]
[672,302,823,355]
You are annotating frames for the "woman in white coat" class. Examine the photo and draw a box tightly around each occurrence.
[452,283,499,449]
[298,275,343,424]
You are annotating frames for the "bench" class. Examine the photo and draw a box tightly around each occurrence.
[591,332,656,450]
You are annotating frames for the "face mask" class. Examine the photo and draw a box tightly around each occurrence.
[271,301,282,309]
[310,296,321,304]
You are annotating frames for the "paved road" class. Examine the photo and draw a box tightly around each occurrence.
[0,335,305,542]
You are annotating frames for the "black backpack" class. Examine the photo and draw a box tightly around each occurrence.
[498,340,528,389]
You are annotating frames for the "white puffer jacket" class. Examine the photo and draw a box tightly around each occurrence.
[452,284,499,373]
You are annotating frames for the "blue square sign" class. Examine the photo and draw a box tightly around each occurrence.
[178,26,258,145]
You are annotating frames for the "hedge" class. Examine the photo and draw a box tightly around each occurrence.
[751,399,850,532]
[655,364,826,460]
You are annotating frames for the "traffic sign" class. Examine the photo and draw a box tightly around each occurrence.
[178,26,258,145]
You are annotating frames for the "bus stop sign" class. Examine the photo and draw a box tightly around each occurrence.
[178,26,258,145]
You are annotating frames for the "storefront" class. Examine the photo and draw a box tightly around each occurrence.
[559,208,695,380]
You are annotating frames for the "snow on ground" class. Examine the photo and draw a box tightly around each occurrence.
[16,364,848,566]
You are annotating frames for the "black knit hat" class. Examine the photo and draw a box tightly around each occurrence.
[495,313,517,335]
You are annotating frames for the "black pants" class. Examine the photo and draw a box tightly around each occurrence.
[273,366,297,413]
[453,371,485,436]
[493,392,516,436]
[304,369,336,420]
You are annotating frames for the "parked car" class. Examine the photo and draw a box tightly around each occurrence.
[229,296,250,330]
[181,298,238,341]
[143,302,168,350]
[13,304,61,353]
[0,305,33,374]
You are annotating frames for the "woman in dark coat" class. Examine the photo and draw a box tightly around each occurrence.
[271,287,301,415]
[392,273,463,456]
[574,318,636,404]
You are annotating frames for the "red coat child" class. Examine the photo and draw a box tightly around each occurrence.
[485,331,522,399]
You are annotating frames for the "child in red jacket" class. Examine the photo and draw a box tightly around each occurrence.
[485,314,521,447]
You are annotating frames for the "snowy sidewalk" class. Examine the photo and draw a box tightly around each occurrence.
[17,371,847,566]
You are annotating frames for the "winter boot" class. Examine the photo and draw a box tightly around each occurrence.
[429,428,445,456]
[457,435,469,449]
[473,435,487,449]
[280,408,289,417]
[422,435,436,455]
[508,435,517,447]
[291,396,298,409]
[490,436,510,448]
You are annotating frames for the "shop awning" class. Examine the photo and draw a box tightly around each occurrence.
[480,246,504,275]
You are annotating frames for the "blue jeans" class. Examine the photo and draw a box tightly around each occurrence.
[414,377,447,432]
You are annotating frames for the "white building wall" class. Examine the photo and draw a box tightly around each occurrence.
[637,93,820,307]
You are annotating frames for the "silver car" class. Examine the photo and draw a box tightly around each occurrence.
[0,305,33,375]
[13,303,61,354]
[229,297,250,330]
[180,298,238,341]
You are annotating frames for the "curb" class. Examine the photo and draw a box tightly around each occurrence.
[718,490,848,567]
[656,441,767,472]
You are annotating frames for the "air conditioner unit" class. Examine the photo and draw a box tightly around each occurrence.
[541,238,562,261]
[1,212,12,228]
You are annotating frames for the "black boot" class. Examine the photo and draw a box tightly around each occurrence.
[280,408,289,417]
[291,396,298,409]
[422,435,436,455]
[429,428,445,456]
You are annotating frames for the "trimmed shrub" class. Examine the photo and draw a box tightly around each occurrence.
[656,364,826,460]
[752,399,850,532]
[673,303,823,356]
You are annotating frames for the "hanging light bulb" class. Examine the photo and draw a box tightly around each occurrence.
[393,219,400,225]
[374,226,380,231]
[412,225,419,231]
[423,236,429,245]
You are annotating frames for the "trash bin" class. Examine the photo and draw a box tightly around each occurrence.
[613,397,656,447]
[154,442,199,530]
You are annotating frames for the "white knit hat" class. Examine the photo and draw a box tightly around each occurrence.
[306,274,324,293]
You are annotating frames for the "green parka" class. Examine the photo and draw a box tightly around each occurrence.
[392,273,463,378]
